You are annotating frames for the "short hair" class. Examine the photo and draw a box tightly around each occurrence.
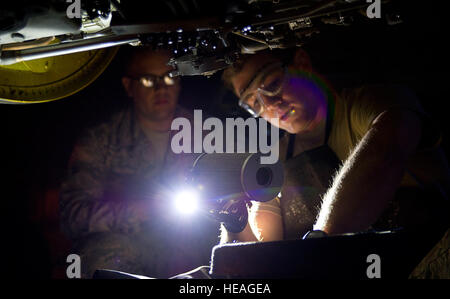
[221,48,297,91]
[221,54,250,91]
[117,45,171,76]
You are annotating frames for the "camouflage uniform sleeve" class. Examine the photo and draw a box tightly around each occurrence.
[59,124,140,240]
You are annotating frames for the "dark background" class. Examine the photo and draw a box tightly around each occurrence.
[1,2,448,278]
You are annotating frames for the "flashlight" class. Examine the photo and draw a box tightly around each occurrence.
[174,189,199,214]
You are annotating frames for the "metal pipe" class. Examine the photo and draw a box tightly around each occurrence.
[249,0,368,27]
[1,37,56,51]
[0,35,139,65]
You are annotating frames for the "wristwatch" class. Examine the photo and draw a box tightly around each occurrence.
[302,230,328,239]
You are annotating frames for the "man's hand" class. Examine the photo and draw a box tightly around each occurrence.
[248,207,283,242]
[219,202,283,243]
[220,222,258,244]
[314,109,423,234]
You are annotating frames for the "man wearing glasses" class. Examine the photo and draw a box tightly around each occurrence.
[59,48,219,278]
[220,48,449,269]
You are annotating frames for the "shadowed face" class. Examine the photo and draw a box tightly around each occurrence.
[230,53,327,134]
[122,51,180,122]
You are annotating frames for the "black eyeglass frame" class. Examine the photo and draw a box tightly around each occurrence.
[238,62,288,117]
[125,71,179,88]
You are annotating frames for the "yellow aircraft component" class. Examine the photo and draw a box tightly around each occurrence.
[0,46,118,104]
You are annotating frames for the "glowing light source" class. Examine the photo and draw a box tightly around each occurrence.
[174,190,199,214]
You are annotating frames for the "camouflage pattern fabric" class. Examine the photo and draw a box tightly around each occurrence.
[409,229,450,279]
[59,105,220,278]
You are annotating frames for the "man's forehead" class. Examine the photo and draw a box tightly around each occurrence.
[127,51,173,75]
[232,54,281,96]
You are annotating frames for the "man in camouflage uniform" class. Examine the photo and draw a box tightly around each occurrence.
[59,48,220,278]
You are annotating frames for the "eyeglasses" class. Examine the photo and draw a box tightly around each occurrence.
[127,72,179,88]
[238,63,287,117]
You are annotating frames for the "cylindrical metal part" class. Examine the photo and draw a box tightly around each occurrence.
[190,153,284,204]
[0,35,139,65]
[241,153,284,202]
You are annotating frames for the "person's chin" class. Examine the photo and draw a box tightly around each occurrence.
[279,121,297,134]
[278,112,299,132]
[283,117,311,134]
[150,103,176,117]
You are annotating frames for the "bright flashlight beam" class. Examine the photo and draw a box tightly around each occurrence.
[174,190,199,214]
